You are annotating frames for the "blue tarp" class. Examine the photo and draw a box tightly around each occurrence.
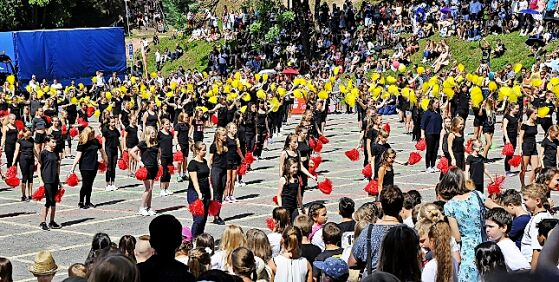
[0,32,15,62]
[12,27,126,84]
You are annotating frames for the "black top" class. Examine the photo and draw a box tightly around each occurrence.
[372,143,391,178]
[281,176,299,209]
[145,111,158,128]
[505,114,519,136]
[381,167,394,188]
[301,244,322,264]
[137,255,195,282]
[217,106,228,127]
[76,139,102,171]
[102,127,120,152]
[366,128,378,144]
[125,126,139,147]
[158,131,173,157]
[187,159,211,198]
[298,141,312,160]
[137,141,159,167]
[481,109,496,128]
[40,150,59,184]
[18,138,35,160]
[451,134,465,156]
[174,122,190,145]
[5,127,17,148]
[541,138,558,168]
[521,124,538,143]
[209,143,227,169]
[339,220,356,233]
[226,137,239,163]
[32,117,46,130]
[466,154,485,185]
[120,110,130,128]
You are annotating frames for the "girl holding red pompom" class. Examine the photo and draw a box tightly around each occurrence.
[465,140,493,193]
[502,103,520,176]
[447,116,465,170]
[279,133,317,196]
[173,112,191,182]
[296,126,312,192]
[277,158,304,222]
[70,126,108,209]
[208,127,228,225]
[130,126,159,216]
[2,114,18,168]
[12,127,35,201]
[188,141,213,237]
[377,148,396,194]
[157,118,173,196]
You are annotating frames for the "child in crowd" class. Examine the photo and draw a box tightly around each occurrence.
[498,189,531,249]
[537,218,559,247]
[211,225,245,271]
[268,227,313,282]
[520,184,553,268]
[484,207,530,271]
[309,203,328,250]
[401,190,422,228]
[474,242,507,280]
[338,197,356,249]
[421,221,459,282]
[294,214,322,264]
[194,233,215,257]
[68,263,87,278]
[268,207,290,258]
[312,222,344,280]
[465,140,493,193]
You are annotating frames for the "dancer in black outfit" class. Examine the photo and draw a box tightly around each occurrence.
[502,103,520,176]
[421,99,443,173]
[48,117,65,159]
[12,127,35,201]
[277,158,303,221]
[131,126,159,216]
[243,103,258,153]
[173,112,191,182]
[188,141,212,237]
[71,126,108,209]
[447,117,465,170]
[296,126,312,192]
[254,102,269,159]
[38,135,62,230]
[158,118,173,196]
[124,113,140,176]
[208,127,227,225]
[102,116,122,191]
[223,123,244,203]
[2,114,18,168]
[519,108,539,187]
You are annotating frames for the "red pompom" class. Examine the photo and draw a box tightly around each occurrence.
[508,155,522,167]
[86,107,95,117]
[43,115,52,124]
[266,217,276,231]
[173,150,184,162]
[383,123,391,134]
[465,139,474,154]
[314,140,324,153]
[415,139,426,151]
[97,160,107,173]
[155,165,163,181]
[189,199,205,217]
[488,176,506,196]
[211,114,218,125]
[345,148,360,161]
[310,156,322,169]
[364,179,379,196]
[6,166,16,178]
[318,178,333,194]
[0,110,8,117]
[408,152,422,165]
[318,135,330,144]
[501,143,514,157]
[244,152,255,165]
[78,118,88,128]
[122,151,129,162]
[272,195,278,205]
[135,167,148,181]
[66,173,79,187]
[362,163,373,178]
[308,137,317,150]
[167,165,175,175]
[5,177,20,188]
[237,162,248,176]
[61,125,68,135]
[208,200,222,216]
[437,157,450,174]
[118,159,128,170]
[32,186,46,201]
[55,188,65,203]
[69,128,79,138]
[15,120,24,131]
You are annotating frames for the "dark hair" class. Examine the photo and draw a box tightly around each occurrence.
[535,167,559,187]
[188,248,211,278]
[436,167,468,200]
[339,197,355,218]
[322,222,342,245]
[498,189,523,206]
[308,202,327,221]
[537,218,559,238]
[432,200,446,211]
[118,235,137,263]
[149,215,182,256]
[194,233,215,256]
[230,247,257,281]
[43,134,57,143]
[526,108,535,118]
[272,207,291,233]
[198,269,240,282]
[379,185,404,218]
[87,255,140,282]
[485,208,512,233]
[86,233,112,266]
[377,225,421,282]
[293,214,313,236]
[0,257,12,282]
[475,242,507,279]
[406,190,422,209]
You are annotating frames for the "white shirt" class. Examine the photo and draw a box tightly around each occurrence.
[421,258,459,282]
[211,250,227,271]
[155,51,161,63]
[403,216,414,228]
[268,232,282,258]
[497,239,531,271]
[273,255,308,282]
[311,228,325,251]
[521,212,552,262]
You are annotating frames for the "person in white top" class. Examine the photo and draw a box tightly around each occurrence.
[485,207,531,272]
[421,221,459,282]
[268,226,313,282]
[520,184,553,268]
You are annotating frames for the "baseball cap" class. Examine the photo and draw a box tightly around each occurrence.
[313,257,349,279]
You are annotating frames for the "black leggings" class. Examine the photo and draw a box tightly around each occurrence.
[106,151,118,183]
[5,146,15,168]
[44,182,59,208]
[160,155,173,182]
[254,129,267,157]
[80,169,97,204]
[211,166,226,204]
[19,157,34,184]
[245,132,256,152]
[504,134,517,172]
[425,134,440,168]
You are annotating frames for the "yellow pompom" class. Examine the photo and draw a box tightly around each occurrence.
[416,67,425,75]
[170,82,177,90]
[538,107,550,118]
[234,72,241,80]
[130,76,137,84]
[324,82,332,92]
[371,72,381,81]
[552,86,559,97]
[25,85,32,93]
[401,87,411,98]
[270,83,277,91]
[514,63,522,73]
[409,90,417,105]
[6,75,15,85]
[141,91,150,99]
[277,87,286,97]
[420,98,430,111]
[187,84,194,93]
[388,85,399,95]
[240,105,247,113]
[457,64,465,72]
[129,101,135,108]
[105,104,113,112]
[242,93,251,102]
[154,97,161,107]
[105,92,112,99]
[226,93,238,101]
[431,84,440,97]
[223,84,231,93]
[293,89,303,99]
[254,73,261,82]
[398,64,406,73]
[263,74,269,81]
[498,87,511,101]
[94,110,101,117]
[443,87,455,99]
[149,85,156,93]
[470,86,483,107]
[318,90,329,100]
[532,79,543,87]
[344,94,356,107]
[339,85,347,93]
[37,90,44,98]
[475,76,484,87]
[70,97,78,105]
[202,71,208,78]
[92,76,97,83]
[386,76,397,85]
[271,97,280,112]
[351,88,359,97]
[488,81,497,92]
[257,89,266,100]
[166,91,174,98]
[200,106,208,113]
[347,80,353,90]
[333,66,340,75]
[150,72,157,79]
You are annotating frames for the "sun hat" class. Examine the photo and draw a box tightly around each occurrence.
[313,257,348,279]
[28,250,58,276]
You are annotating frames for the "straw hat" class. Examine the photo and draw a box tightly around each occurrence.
[28,251,58,276]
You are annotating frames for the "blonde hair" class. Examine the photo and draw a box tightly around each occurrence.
[429,221,453,282]
[547,125,559,139]
[78,126,94,145]
[143,126,158,147]
[192,141,206,156]
[219,225,245,267]
[213,127,228,155]
[245,229,272,262]
[522,183,550,211]
[188,248,211,278]
[415,203,445,237]
[451,116,464,133]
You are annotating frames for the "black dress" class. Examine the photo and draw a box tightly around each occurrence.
[158,131,173,182]
[137,141,160,180]
[451,134,465,170]
[226,137,240,169]
[521,124,538,156]
[125,126,139,149]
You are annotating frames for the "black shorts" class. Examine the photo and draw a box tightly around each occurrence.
[473,118,482,127]
[226,161,239,170]
[145,165,159,180]
[522,142,538,156]
[179,143,190,157]
[482,125,495,134]
[126,140,139,149]
[35,132,46,144]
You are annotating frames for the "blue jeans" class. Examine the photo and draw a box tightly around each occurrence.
[187,188,210,237]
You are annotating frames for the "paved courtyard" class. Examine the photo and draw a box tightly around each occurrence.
[0,113,555,281]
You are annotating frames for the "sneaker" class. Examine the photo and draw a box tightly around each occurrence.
[177,176,184,182]
[238,180,247,187]
[85,203,96,209]
[213,218,225,225]
[78,202,85,209]
[111,185,118,191]
[234,182,240,188]
[40,222,49,231]
[49,221,61,229]
[27,196,32,202]
[229,196,237,203]
[432,167,440,173]
[505,171,515,177]
[105,185,113,192]
[147,209,157,216]
[21,196,26,202]
[165,189,172,196]
[223,196,230,203]
[160,190,166,197]
[139,208,150,216]
[425,167,432,173]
